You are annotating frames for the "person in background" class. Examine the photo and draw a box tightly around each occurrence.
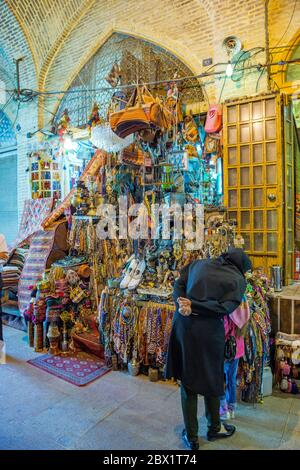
[220,294,250,420]
[0,233,9,341]
[166,248,252,450]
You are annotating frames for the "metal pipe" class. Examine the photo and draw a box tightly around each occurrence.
[15,57,23,98]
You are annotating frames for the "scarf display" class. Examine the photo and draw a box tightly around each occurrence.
[99,291,175,368]
[238,271,271,403]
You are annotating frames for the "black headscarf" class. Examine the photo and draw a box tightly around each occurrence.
[181,248,252,318]
[219,247,252,275]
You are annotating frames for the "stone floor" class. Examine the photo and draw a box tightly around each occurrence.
[1,325,300,451]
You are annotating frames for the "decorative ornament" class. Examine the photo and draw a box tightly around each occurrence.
[105,62,122,88]
[58,109,70,140]
[87,103,103,130]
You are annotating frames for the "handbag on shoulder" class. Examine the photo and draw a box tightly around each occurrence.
[224,322,237,361]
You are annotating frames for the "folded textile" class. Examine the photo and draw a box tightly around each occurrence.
[229,296,250,329]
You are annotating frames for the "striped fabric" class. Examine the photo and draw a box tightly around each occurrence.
[11,198,54,251]
[2,248,29,289]
[18,229,56,316]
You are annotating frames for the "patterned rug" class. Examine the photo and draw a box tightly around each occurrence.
[28,351,111,386]
[12,197,54,250]
[18,228,56,316]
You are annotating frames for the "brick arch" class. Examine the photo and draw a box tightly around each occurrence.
[38,0,96,92]
[44,26,205,127]
[2,0,38,87]
[41,0,213,125]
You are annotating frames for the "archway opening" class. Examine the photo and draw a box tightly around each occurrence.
[0,110,17,245]
[54,33,204,127]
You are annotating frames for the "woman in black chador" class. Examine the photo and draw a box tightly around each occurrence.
[166,248,252,450]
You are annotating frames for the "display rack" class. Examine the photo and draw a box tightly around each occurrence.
[30,159,61,200]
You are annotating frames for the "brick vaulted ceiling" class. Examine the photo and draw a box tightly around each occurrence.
[0,0,300,126]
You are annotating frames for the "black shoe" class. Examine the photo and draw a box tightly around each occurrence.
[207,423,236,442]
[182,429,199,450]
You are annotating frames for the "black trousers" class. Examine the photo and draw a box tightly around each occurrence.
[181,383,221,441]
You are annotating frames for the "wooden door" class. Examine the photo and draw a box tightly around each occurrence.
[224,94,284,277]
[283,98,294,283]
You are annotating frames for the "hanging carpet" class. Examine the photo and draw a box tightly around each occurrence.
[11,198,54,251]
[18,222,67,316]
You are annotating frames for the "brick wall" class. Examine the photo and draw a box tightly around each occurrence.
[0,1,37,225]
[16,100,38,223]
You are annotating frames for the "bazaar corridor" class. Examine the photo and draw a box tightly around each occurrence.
[1,325,300,451]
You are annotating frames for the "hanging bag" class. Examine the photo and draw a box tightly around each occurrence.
[204,104,223,133]
[109,88,150,138]
[120,143,145,166]
[140,86,164,129]
[182,115,199,143]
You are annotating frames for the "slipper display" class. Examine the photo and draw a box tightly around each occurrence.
[128,259,146,290]
[120,257,139,289]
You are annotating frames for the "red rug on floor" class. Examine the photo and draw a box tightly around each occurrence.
[28,351,110,386]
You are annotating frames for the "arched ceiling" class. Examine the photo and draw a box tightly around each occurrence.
[2,0,214,124]
[54,33,205,127]
[0,0,299,127]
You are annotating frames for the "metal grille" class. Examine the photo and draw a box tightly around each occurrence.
[54,33,203,127]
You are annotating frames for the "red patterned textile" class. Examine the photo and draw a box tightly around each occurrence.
[28,351,110,386]
[11,198,54,250]
[18,228,56,316]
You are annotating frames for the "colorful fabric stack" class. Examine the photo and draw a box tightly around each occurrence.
[18,228,57,316]
[1,248,28,289]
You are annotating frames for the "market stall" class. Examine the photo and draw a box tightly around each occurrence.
[19,83,272,400]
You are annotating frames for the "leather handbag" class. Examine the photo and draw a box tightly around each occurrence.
[224,334,237,361]
[120,143,145,166]
[109,88,150,139]
[140,86,172,131]
[182,115,199,143]
[204,104,223,133]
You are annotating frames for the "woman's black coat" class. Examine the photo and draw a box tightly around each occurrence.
[165,248,252,396]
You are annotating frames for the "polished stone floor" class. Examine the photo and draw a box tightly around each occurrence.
[1,325,300,450]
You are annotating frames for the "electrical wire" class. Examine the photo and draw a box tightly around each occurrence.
[11,101,20,129]
[218,76,227,104]
[231,47,265,82]
[36,97,56,117]
[274,0,298,48]
[270,76,281,92]
[255,67,266,93]
[2,57,299,101]
[0,93,14,128]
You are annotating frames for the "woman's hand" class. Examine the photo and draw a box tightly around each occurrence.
[177,297,192,316]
